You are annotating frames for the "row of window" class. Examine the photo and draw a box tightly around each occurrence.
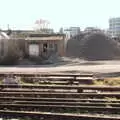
[109,19,120,23]
[110,28,120,30]
[110,32,120,35]
[110,23,120,26]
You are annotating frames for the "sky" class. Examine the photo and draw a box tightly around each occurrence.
[0,0,120,31]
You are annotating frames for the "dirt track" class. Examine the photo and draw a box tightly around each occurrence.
[0,59,120,75]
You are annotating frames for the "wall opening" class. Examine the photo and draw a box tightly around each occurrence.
[43,43,48,53]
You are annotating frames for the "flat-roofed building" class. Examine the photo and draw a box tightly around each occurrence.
[64,27,80,38]
[84,27,102,33]
[109,17,120,37]
[25,33,65,58]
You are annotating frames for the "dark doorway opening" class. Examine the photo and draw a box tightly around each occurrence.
[43,43,48,52]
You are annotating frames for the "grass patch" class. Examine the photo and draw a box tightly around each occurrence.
[105,97,118,101]
[93,77,120,86]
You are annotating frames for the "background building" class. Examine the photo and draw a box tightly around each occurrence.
[64,27,80,38]
[84,27,102,33]
[109,17,120,37]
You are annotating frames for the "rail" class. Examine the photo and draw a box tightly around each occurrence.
[0,73,93,78]
[0,92,120,98]
[1,84,120,92]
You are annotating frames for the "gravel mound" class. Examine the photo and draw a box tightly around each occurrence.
[66,32,120,60]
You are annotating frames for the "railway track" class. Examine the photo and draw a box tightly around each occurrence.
[1,103,120,114]
[9,101,120,107]
[1,84,120,92]
[22,76,94,84]
[0,110,120,120]
[0,73,120,119]
[0,73,94,78]
[1,91,120,98]
[0,97,119,102]
[1,73,94,85]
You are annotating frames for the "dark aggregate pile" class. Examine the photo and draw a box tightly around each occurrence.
[66,32,120,60]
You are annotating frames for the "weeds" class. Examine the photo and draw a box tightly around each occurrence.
[93,77,120,86]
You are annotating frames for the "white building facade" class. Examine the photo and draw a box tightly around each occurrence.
[64,27,80,38]
[109,17,120,37]
[84,27,102,33]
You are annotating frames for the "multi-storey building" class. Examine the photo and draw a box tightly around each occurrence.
[64,27,80,38]
[84,27,102,33]
[109,17,120,37]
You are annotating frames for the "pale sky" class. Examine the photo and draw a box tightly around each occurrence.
[0,0,119,31]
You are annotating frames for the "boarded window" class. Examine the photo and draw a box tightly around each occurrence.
[29,44,39,56]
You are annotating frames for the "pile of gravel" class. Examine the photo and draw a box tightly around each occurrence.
[66,32,120,60]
